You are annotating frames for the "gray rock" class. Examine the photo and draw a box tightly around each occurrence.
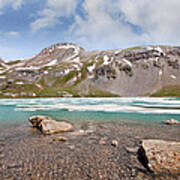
[138,139,180,174]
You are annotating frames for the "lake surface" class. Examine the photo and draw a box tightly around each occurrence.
[0,97,180,127]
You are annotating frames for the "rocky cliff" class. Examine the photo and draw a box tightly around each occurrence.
[0,43,180,97]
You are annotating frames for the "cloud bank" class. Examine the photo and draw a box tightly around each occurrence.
[30,0,180,50]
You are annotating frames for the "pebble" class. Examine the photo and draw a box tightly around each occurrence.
[111,140,118,147]
[99,139,107,145]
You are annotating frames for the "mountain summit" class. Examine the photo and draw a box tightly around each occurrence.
[0,44,180,97]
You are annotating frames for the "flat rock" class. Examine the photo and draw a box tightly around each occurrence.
[138,139,180,174]
[28,115,73,135]
[52,136,67,142]
[163,119,180,125]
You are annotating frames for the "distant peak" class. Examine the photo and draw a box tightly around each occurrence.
[38,43,84,57]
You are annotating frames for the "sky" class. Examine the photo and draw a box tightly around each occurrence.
[0,0,180,61]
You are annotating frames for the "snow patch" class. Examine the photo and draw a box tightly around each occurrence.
[154,47,164,54]
[122,59,132,67]
[64,69,70,75]
[159,70,162,76]
[0,70,6,74]
[87,63,96,73]
[115,50,121,55]
[72,57,80,63]
[170,75,176,80]
[72,76,77,82]
[16,81,24,85]
[15,66,40,71]
[103,55,109,65]
[146,46,165,56]
[44,71,48,75]
[0,76,6,79]
[45,59,57,66]
[73,64,81,71]
[78,72,82,79]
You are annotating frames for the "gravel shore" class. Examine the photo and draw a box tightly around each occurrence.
[0,121,180,180]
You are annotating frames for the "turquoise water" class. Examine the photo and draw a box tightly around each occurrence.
[0,97,180,126]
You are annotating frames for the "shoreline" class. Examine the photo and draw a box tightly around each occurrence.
[0,120,180,179]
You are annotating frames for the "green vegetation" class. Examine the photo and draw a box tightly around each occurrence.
[6,60,21,65]
[122,46,141,51]
[53,71,78,87]
[151,85,180,97]
[85,86,119,97]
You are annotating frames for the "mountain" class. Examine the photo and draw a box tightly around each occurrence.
[0,43,180,97]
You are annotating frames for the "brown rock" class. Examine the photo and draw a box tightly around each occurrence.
[138,139,180,174]
[28,115,73,135]
[40,120,73,135]
[52,136,67,142]
[163,119,180,125]
[28,115,53,127]
[99,140,107,145]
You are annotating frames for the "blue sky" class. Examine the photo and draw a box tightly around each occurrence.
[0,0,180,61]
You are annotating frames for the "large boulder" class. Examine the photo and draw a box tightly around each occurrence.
[138,139,180,174]
[28,115,73,135]
[28,115,53,127]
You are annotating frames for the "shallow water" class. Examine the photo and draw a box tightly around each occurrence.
[0,97,180,127]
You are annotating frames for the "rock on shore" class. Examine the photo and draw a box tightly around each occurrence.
[28,115,73,135]
[138,139,180,174]
[163,119,180,125]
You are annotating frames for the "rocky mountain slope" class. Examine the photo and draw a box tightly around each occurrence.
[0,43,180,97]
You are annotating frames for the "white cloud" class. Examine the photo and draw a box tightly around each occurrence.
[0,31,20,37]
[6,31,20,37]
[68,0,143,49]
[0,31,20,38]
[68,0,180,50]
[0,0,23,14]
[30,0,79,32]
[119,0,180,44]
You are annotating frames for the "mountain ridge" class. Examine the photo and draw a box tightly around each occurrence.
[0,43,180,97]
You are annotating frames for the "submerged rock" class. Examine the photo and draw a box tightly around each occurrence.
[138,139,180,174]
[28,115,73,135]
[163,119,180,125]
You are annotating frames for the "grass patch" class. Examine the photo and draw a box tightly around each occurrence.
[151,85,180,97]
[6,60,21,65]
[122,46,141,51]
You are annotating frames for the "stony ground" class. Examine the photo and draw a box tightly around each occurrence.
[0,121,180,180]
